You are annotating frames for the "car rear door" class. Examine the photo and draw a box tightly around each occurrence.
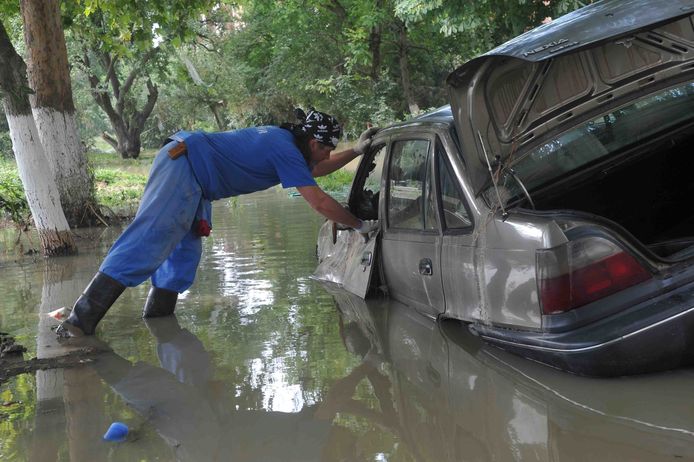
[434,136,480,322]
[380,134,445,318]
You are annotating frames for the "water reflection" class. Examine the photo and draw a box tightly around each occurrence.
[1,191,694,461]
[90,315,338,461]
[327,286,694,461]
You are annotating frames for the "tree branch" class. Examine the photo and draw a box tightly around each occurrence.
[99,51,120,101]
[194,34,217,52]
[105,53,120,99]
[326,0,347,24]
[118,47,159,109]
[101,131,118,150]
[133,78,158,131]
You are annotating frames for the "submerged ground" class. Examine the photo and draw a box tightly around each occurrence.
[1,189,694,461]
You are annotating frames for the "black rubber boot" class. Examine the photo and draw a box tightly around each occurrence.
[57,272,126,337]
[142,286,178,318]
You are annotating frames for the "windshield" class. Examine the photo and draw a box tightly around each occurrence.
[491,81,694,204]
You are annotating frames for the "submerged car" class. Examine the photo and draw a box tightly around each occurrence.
[314,0,694,376]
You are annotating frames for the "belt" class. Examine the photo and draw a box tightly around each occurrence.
[168,141,187,159]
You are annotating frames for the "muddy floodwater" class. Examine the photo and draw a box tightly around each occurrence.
[1,189,694,461]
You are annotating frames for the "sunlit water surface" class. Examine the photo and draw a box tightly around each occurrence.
[1,189,694,461]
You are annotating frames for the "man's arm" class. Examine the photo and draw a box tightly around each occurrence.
[312,127,380,177]
[311,148,360,178]
[297,185,361,228]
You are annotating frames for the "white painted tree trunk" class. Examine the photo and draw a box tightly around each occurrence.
[6,112,75,255]
[20,0,95,226]
[32,107,92,222]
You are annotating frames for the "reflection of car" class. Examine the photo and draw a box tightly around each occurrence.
[328,287,694,460]
[315,0,694,376]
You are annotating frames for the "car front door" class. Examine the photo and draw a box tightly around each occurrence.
[381,135,445,318]
[314,143,387,298]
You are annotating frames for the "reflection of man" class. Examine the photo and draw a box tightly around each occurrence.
[144,317,211,387]
[93,316,336,461]
[316,315,399,433]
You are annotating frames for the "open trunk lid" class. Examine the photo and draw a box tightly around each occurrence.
[446,0,694,195]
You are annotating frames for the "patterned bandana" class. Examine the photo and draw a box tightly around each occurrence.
[300,110,342,148]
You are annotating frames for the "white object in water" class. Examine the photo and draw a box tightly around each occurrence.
[47,307,71,321]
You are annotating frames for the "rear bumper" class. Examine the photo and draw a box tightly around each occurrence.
[470,279,694,376]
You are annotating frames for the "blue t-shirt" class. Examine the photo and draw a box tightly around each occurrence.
[170,126,317,200]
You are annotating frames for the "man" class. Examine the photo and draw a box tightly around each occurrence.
[58,110,378,337]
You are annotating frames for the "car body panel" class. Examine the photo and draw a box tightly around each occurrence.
[314,223,377,299]
[381,232,444,318]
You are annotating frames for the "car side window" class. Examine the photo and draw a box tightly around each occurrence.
[387,139,431,230]
[437,144,472,230]
[350,144,386,220]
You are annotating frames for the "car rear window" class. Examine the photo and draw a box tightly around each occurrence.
[496,81,694,200]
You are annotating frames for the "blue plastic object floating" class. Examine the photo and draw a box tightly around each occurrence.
[103,422,128,442]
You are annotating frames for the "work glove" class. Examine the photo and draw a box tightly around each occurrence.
[354,219,379,234]
[353,127,380,155]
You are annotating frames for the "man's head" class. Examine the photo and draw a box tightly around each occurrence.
[307,138,333,165]
[299,110,342,149]
[286,109,342,166]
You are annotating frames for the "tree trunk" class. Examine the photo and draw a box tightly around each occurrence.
[83,50,159,159]
[20,0,96,227]
[0,23,76,256]
[397,21,419,115]
[369,25,382,81]
[102,130,141,159]
[209,101,225,131]
[368,0,384,81]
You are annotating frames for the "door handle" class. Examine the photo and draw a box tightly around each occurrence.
[419,258,433,276]
[360,251,373,271]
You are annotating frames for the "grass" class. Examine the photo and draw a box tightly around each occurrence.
[90,149,154,212]
[316,169,354,194]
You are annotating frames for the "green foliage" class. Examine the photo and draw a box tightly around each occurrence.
[89,151,150,209]
[316,169,356,193]
[394,0,594,46]
[0,160,29,227]
[61,0,590,153]
[62,0,214,57]
[0,130,12,159]
[93,166,147,209]
[63,0,218,158]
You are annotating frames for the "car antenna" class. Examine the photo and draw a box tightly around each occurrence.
[478,131,508,219]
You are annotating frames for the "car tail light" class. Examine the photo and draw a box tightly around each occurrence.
[537,237,651,315]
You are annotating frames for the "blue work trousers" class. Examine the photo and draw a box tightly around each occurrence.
[100,141,209,293]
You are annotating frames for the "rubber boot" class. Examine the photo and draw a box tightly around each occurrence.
[57,272,126,337]
[142,286,178,318]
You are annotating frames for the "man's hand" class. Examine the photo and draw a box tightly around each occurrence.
[353,127,380,155]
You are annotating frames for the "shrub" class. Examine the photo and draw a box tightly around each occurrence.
[0,162,30,226]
